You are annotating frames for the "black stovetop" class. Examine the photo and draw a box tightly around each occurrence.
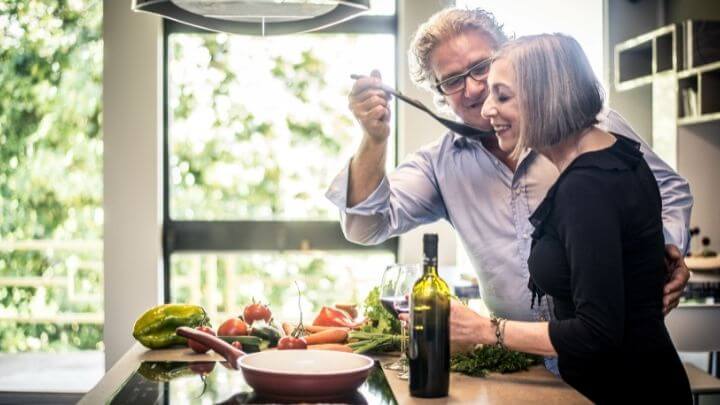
[108,360,397,404]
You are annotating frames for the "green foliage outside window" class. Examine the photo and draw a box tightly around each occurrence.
[0,0,103,352]
[167,32,396,321]
[0,1,395,352]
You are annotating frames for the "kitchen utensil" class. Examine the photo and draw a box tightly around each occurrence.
[350,74,493,139]
[176,326,374,400]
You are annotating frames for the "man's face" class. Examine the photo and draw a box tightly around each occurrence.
[481,57,520,153]
[430,31,496,131]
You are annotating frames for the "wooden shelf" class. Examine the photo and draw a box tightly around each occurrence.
[678,60,720,78]
[614,21,720,123]
[678,60,720,120]
[683,20,720,69]
[615,24,680,90]
[616,20,720,92]
[678,111,720,126]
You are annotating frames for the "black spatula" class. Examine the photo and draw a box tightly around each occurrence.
[350,74,493,139]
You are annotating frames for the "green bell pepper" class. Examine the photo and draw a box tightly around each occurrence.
[132,303,209,349]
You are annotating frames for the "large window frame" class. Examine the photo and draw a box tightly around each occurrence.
[161,9,400,302]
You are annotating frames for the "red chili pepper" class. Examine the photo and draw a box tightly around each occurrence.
[312,306,359,328]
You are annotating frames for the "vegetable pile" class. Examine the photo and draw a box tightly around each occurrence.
[343,286,404,353]
[450,345,542,377]
[132,286,541,379]
[358,286,401,335]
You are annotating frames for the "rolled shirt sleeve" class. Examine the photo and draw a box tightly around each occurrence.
[325,143,449,246]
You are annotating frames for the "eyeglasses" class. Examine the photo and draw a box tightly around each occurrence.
[435,58,492,95]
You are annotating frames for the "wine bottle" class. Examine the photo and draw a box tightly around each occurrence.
[409,233,450,398]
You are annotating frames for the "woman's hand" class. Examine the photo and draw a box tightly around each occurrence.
[450,300,494,346]
[402,301,497,352]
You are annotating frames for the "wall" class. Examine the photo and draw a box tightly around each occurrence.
[103,0,164,369]
[605,0,662,144]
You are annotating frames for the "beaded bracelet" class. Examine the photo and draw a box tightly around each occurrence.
[490,316,507,349]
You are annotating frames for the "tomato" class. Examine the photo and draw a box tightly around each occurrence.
[277,336,307,350]
[187,326,216,354]
[243,301,272,325]
[217,318,249,336]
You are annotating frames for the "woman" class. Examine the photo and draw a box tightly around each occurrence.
[460,33,692,403]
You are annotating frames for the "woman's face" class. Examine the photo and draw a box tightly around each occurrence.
[481,58,521,153]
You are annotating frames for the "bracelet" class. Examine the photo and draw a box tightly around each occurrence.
[490,316,507,349]
[499,319,508,349]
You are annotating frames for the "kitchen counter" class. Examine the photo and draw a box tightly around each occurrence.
[79,343,589,404]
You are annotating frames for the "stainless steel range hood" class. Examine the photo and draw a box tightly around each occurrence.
[133,0,371,36]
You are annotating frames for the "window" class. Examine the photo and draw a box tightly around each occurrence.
[0,0,103,392]
[164,2,398,323]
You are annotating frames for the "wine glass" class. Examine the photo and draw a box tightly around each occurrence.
[393,264,421,379]
[379,264,403,370]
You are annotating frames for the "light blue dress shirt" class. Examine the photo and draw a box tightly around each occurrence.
[326,108,693,323]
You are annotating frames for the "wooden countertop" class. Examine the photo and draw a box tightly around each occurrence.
[79,343,590,404]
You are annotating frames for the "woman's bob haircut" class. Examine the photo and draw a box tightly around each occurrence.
[494,34,604,158]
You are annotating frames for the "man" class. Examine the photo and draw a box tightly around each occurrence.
[325,7,692,355]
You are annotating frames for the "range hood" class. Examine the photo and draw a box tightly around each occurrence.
[133,0,371,36]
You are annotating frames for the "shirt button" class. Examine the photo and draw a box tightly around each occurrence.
[523,233,530,239]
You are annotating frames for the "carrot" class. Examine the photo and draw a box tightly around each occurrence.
[307,343,353,353]
[305,324,350,334]
[302,328,348,345]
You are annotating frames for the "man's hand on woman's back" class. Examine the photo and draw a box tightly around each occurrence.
[663,244,690,315]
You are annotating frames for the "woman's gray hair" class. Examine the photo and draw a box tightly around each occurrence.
[408,7,509,107]
[495,34,603,158]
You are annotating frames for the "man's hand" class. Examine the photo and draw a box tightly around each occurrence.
[663,244,690,315]
[348,70,391,144]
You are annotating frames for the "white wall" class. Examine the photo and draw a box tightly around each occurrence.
[103,0,164,369]
[604,0,661,145]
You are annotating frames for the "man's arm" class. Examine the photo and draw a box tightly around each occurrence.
[347,70,392,207]
[602,109,694,313]
[326,142,449,245]
[326,71,448,245]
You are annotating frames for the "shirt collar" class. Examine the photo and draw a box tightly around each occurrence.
[451,131,472,148]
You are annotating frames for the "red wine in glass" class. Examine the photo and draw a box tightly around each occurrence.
[380,297,406,317]
[394,296,410,315]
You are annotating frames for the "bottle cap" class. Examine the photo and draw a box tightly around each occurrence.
[423,233,438,258]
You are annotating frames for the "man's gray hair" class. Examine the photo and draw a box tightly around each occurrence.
[495,33,604,158]
[408,7,509,102]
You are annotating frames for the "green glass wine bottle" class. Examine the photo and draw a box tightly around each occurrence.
[409,233,450,398]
